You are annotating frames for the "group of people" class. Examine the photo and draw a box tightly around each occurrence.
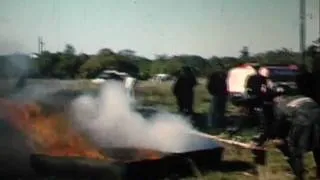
[172,44,320,179]
[172,66,228,128]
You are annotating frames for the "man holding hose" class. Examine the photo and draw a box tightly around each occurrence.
[252,81,320,180]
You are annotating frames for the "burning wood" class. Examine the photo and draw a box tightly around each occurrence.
[0,98,166,162]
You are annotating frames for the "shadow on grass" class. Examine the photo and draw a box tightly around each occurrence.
[191,112,258,133]
[216,160,255,172]
[125,152,255,180]
[28,152,256,180]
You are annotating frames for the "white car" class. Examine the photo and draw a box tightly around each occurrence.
[91,70,128,84]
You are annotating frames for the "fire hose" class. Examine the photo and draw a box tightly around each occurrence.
[190,131,269,178]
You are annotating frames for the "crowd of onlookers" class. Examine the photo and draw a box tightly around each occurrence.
[172,66,228,128]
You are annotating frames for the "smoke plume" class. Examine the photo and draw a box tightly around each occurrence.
[0,53,67,103]
[0,53,41,175]
[69,81,197,152]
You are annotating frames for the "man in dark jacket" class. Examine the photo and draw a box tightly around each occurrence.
[245,70,270,139]
[295,64,313,98]
[252,76,320,180]
[264,42,320,180]
[207,70,228,128]
[269,94,320,180]
[245,70,268,106]
[172,66,197,116]
[311,43,320,105]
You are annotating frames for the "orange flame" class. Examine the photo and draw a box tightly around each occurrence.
[134,149,164,161]
[0,99,107,160]
[0,99,164,162]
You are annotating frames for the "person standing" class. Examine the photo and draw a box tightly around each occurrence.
[245,67,274,142]
[207,70,228,128]
[172,66,197,116]
[244,67,267,122]
[295,64,313,98]
[124,75,137,99]
[310,41,320,105]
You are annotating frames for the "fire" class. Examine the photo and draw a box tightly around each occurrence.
[0,98,164,162]
[134,149,164,161]
[0,99,108,160]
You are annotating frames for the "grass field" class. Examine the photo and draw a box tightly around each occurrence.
[135,80,318,180]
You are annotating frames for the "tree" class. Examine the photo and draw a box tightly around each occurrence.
[98,48,114,56]
[155,54,169,60]
[240,46,249,59]
[36,51,60,78]
[79,58,104,78]
[118,49,136,57]
[64,44,76,55]
[57,44,79,78]
[3,43,315,79]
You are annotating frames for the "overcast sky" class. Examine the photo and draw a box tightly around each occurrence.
[0,0,319,59]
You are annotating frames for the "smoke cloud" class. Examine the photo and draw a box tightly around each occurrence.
[69,81,198,152]
[0,53,43,175]
[0,53,30,98]
[0,52,66,103]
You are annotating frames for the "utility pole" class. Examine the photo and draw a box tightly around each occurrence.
[38,37,45,54]
[300,0,306,65]
[38,37,41,54]
[40,39,45,53]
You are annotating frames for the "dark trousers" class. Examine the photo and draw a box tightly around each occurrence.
[249,101,275,146]
[313,148,320,179]
[259,104,274,137]
[176,94,194,116]
[276,124,320,180]
[246,98,263,127]
[208,95,227,128]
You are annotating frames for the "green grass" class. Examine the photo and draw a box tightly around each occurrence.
[135,80,318,180]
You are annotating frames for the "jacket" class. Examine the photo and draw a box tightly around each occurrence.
[207,71,227,96]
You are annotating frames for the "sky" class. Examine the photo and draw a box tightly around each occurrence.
[0,0,319,59]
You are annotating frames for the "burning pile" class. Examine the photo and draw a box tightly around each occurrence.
[0,99,108,160]
[0,98,165,163]
[0,94,223,178]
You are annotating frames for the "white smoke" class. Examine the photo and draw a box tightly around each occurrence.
[69,80,197,152]
[0,53,68,103]
[9,83,64,103]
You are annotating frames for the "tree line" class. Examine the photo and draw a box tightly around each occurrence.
[0,42,318,80]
